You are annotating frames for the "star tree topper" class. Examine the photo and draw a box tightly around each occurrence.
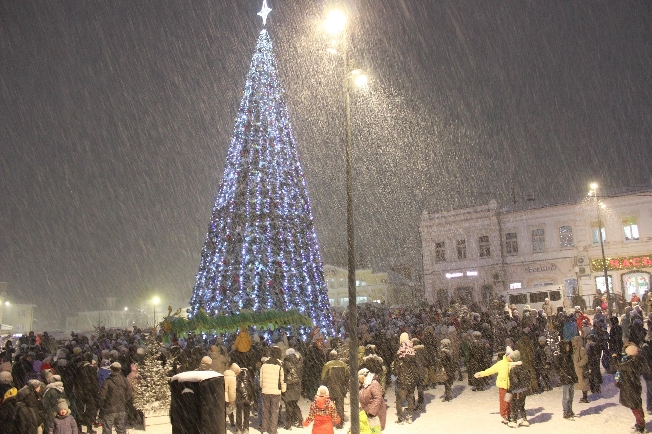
[258,0,272,26]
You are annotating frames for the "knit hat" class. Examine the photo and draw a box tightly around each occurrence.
[399,332,410,344]
[358,368,369,377]
[286,348,295,356]
[509,350,521,362]
[27,379,41,391]
[230,363,241,375]
[440,338,451,347]
[73,347,82,355]
[57,399,69,412]
[0,371,12,383]
[201,356,213,365]
[538,336,547,344]
[317,385,329,397]
[49,375,62,383]
[3,387,17,400]
[110,362,122,371]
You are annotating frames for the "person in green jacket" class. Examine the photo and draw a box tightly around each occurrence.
[474,349,518,425]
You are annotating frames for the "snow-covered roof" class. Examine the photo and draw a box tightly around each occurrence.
[171,370,223,383]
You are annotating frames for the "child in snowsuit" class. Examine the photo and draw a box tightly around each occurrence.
[612,343,646,433]
[506,350,530,427]
[303,386,341,434]
[48,399,78,434]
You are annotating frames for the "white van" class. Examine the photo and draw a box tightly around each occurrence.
[503,285,568,315]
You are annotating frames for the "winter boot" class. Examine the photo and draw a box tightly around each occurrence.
[507,419,518,428]
[519,419,530,427]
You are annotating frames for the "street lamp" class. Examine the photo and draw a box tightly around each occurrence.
[324,9,367,434]
[152,296,160,327]
[588,183,611,318]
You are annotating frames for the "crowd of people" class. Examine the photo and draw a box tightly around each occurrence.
[0,294,651,434]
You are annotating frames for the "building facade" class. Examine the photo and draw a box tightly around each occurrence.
[323,265,390,308]
[420,192,652,312]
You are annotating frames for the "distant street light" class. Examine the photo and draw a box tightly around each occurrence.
[324,8,368,434]
[588,183,611,318]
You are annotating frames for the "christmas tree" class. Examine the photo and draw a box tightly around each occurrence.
[190,1,334,335]
[133,334,171,412]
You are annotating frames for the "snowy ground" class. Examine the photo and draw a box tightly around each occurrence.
[124,373,650,434]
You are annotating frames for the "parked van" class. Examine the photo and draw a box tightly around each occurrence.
[502,285,568,315]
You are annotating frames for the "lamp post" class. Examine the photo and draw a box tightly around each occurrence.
[589,183,611,318]
[152,296,160,328]
[324,10,366,434]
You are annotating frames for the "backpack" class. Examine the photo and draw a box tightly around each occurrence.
[285,364,299,384]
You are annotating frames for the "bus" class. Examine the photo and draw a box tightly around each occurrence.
[503,285,568,315]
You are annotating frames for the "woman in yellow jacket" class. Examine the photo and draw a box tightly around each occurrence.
[474,349,518,425]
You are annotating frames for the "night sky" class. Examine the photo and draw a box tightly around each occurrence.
[1,0,651,328]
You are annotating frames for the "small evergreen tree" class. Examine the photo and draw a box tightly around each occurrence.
[133,333,170,412]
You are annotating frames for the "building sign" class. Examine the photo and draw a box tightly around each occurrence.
[591,255,652,272]
[524,264,557,273]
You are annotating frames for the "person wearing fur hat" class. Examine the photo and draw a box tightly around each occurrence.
[282,348,303,429]
[612,343,646,432]
[259,346,286,434]
[99,362,132,434]
[48,399,77,434]
[302,386,340,434]
[506,350,530,427]
[15,379,44,434]
[392,332,418,424]
[42,375,67,431]
[358,368,386,430]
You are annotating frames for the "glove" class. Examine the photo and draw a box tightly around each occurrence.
[302,420,310,427]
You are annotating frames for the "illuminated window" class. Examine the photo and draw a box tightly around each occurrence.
[479,236,491,258]
[532,228,545,253]
[506,232,518,255]
[559,226,574,249]
[595,276,613,294]
[509,282,522,290]
[435,242,446,263]
[457,239,467,260]
[623,217,639,241]
[592,223,606,244]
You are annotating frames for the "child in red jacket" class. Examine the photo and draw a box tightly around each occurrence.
[303,386,341,434]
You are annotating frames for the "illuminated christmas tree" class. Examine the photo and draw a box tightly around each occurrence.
[190,2,334,335]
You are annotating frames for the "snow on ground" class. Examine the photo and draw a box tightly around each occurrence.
[127,373,651,434]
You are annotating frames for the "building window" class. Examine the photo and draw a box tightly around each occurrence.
[559,225,574,249]
[505,232,518,255]
[532,228,545,253]
[595,276,613,294]
[435,242,446,263]
[623,217,639,241]
[479,236,491,258]
[457,239,466,260]
[592,226,606,244]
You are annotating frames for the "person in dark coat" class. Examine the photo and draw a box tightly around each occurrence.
[392,333,418,424]
[73,353,99,433]
[48,399,78,434]
[303,342,326,400]
[506,350,530,428]
[320,351,346,430]
[612,343,646,432]
[558,340,578,419]
[467,331,489,391]
[11,354,32,391]
[533,336,552,392]
[0,386,19,434]
[282,349,303,429]
[15,379,44,434]
[99,362,132,434]
[42,375,67,431]
[439,339,456,402]
[235,367,254,434]
[585,334,603,394]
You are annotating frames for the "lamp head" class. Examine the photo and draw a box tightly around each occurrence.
[324,10,346,35]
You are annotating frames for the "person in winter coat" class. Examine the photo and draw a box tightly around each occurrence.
[259,346,286,434]
[558,340,578,419]
[411,338,426,411]
[98,362,132,434]
[302,386,340,434]
[571,336,590,403]
[0,370,14,405]
[609,316,624,355]
[585,334,603,394]
[321,350,347,429]
[474,348,513,425]
[439,339,456,402]
[42,375,67,431]
[612,343,646,432]
[48,399,77,434]
[15,379,44,434]
[235,367,255,434]
[282,349,303,429]
[534,336,552,392]
[358,368,387,430]
[224,363,239,428]
[73,353,99,434]
[0,386,19,434]
[208,344,230,374]
[97,360,112,390]
[360,345,386,395]
[505,351,530,427]
[392,332,418,424]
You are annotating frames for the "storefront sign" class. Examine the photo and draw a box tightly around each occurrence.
[591,254,652,272]
[524,264,557,273]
